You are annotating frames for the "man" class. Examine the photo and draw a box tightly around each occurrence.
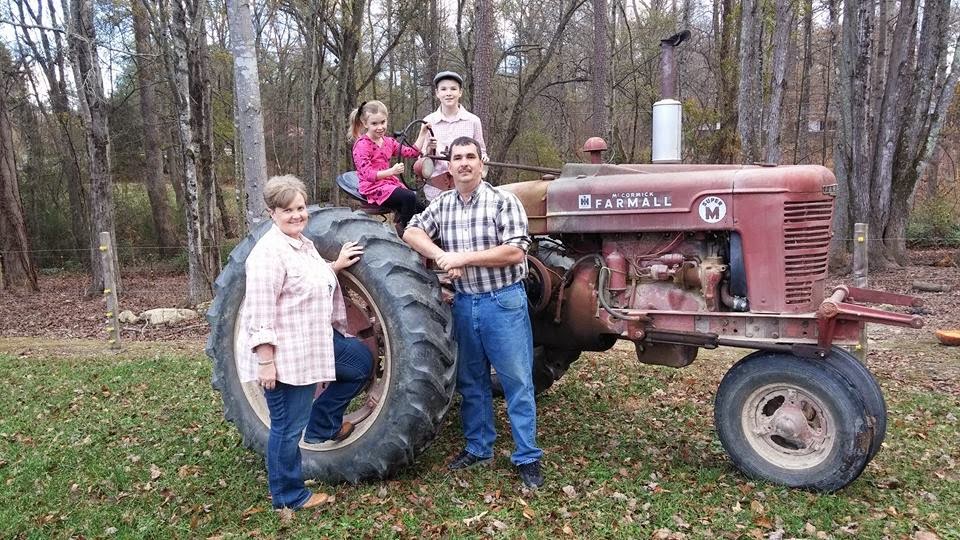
[422,71,489,200]
[403,136,543,489]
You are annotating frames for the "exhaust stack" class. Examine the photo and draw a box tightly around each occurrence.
[652,30,690,164]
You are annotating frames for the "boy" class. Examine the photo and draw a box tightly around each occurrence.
[422,71,489,200]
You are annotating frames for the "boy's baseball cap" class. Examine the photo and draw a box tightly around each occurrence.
[433,71,464,87]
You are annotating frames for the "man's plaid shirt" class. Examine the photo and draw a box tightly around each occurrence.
[408,181,530,294]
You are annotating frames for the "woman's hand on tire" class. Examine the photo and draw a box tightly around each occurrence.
[333,241,363,272]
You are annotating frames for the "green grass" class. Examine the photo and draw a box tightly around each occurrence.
[1,342,958,539]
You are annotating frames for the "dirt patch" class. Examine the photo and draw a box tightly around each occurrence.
[0,337,204,359]
[0,270,208,342]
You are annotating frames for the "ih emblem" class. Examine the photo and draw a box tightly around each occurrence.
[698,196,727,223]
[578,194,592,209]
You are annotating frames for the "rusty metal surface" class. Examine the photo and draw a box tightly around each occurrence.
[499,180,550,234]
[845,286,924,308]
[634,342,697,367]
[529,263,619,352]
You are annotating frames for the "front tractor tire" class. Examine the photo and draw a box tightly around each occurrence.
[206,208,456,484]
[714,352,881,492]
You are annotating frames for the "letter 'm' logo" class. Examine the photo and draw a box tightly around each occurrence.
[698,197,727,223]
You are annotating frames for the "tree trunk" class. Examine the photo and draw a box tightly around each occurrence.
[736,0,762,163]
[711,0,739,163]
[330,0,364,188]
[0,51,39,292]
[591,0,609,140]
[67,0,119,296]
[162,0,212,304]
[189,7,222,277]
[132,0,179,256]
[885,0,956,265]
[764,0,794,164]
[227,0,268,229]
[471,0,496,139]
[792,0,813,164]
[418,0,440,116]
[300,0,321,200]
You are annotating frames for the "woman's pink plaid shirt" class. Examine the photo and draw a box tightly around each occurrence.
[237,225,349,385]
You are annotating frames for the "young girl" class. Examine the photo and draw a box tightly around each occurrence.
[349,100,431,229]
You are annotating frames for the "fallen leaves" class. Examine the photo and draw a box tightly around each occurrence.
[462,510,488,526]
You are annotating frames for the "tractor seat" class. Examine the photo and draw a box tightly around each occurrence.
[335,171,391,217]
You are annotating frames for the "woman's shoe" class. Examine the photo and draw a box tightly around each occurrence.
[333,421,354,442]
[300,492,331,510]
[302,422,355,447]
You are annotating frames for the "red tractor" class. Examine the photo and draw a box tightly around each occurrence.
[207,150,921,492]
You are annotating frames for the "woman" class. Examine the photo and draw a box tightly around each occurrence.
[238,175,371,511]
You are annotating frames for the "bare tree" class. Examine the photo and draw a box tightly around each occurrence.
[792,0,813,164]
[325,0,365,202]
[189,3,222,277]
[0,48,39,292]
[419,0,441,109]
[132,0,178,255]
[297,0,324,200]
[227,0,268,229]
[494,0,588,167]
[160,0,212,303]
[763,0,795,164]
[710,0,739,163]
[591,0,609,140]
[66,0,119,296]
[12,0,89,265]
[736,0,762,163]
[830,0,960,266]
[471,0,496,132]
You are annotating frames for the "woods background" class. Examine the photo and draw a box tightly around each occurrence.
[1,0,959,304]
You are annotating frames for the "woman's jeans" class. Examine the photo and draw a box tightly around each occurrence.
[264,331,372,508]
[304,331,373,443]
[452,281,542,465]
[264,382,315,509]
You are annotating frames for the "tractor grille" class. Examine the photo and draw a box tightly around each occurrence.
[783,199,833,305]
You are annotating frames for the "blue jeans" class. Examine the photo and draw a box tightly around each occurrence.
[264,381,316,509]
[303,331,373,442]
[453,281,542,465]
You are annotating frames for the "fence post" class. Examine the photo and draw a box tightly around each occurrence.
[99,231,121,350]
[852,223,868,360]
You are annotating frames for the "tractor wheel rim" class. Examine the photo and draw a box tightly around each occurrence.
[741,383,835,470]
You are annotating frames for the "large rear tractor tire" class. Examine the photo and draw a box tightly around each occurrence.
[714,352,878,492]
[206,208,456,484]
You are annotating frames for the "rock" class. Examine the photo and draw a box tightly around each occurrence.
[118,310,139,324]
[934,329,960,346]
[912,280,952,292]
[139,308,199,326]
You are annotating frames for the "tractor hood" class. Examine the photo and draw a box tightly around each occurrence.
[500,163,835,234]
